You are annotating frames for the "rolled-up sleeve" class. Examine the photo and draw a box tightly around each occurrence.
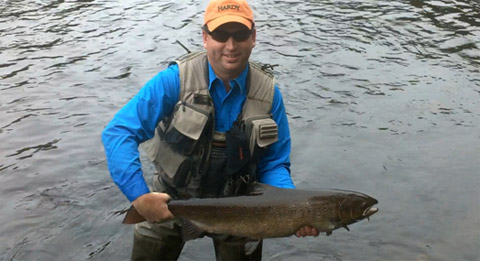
[257,85,295,189]
[102,64,180,202]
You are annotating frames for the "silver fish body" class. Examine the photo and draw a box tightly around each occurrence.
[123,183,378,240]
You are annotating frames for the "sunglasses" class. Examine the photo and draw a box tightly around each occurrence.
[207,29,252,43]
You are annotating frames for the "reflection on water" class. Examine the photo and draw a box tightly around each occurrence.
[0,0,479,260]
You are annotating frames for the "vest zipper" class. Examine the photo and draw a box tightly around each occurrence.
[180,101,211,116]
[202,98,215,181]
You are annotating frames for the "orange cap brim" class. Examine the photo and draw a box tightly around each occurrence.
[206,15,252,31]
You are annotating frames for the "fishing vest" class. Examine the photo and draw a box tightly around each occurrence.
[141,51,278,199]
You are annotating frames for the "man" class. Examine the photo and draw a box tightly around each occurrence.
[102,0,318,260]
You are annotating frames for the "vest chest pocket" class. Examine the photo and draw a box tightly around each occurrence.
[154,138,194,188]
[246,116,278,159]
[164,101,212,155]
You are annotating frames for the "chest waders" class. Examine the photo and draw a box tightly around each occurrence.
[141,52,278,199]
[202,133,227,198]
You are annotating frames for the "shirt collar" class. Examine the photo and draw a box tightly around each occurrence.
[207,62,249,94]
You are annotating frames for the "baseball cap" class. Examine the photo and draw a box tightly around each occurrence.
[204,0,254,32]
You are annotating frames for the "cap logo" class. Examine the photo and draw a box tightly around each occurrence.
[218,4,240,12]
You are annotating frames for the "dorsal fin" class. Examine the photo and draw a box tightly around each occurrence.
[244,182,279,196]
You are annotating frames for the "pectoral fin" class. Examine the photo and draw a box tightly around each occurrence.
[245,240,262,255]
[180,218,206,242]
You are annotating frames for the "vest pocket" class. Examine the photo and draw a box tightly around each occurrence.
[164,101,211,155]
[153,138,194,188]
[246,116,278,158]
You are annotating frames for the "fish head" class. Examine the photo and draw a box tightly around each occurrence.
[338,192,378,226]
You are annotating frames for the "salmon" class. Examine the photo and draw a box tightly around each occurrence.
[122,182,378,240]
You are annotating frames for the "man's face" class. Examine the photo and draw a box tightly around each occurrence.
[203,22,256,80]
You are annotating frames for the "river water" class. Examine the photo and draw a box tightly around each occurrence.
[1,0,479,260]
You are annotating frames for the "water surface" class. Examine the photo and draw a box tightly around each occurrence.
[1,0,479,260]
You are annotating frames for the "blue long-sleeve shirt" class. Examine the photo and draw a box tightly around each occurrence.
[102,62,294,202]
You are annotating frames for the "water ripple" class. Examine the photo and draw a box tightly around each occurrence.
[6,139,61,160]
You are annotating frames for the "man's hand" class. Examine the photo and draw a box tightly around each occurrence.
[132,192,174,223]
[295,226,319,237]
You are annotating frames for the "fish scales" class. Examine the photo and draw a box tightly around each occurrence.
[169,200,322,238]
[122,183,378,240]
